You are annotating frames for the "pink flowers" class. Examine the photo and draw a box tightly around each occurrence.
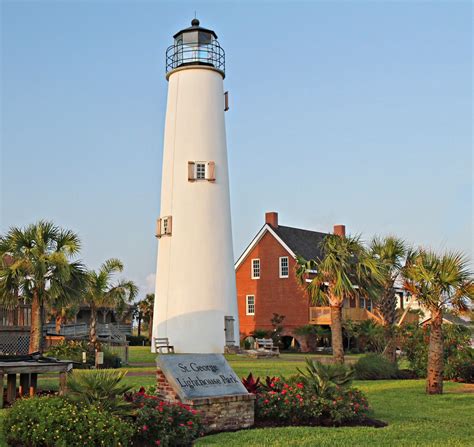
[296,383,304,389]
[142,425,148,432]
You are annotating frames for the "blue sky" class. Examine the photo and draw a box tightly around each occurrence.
[1,1,472,296]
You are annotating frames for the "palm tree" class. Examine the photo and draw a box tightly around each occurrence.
[0,221,87,352]
[403,250,473,394]
[85,259,138,349]
[48,301,79,334]
[368,236,409,362]
[138,293,155,341]
[296,234,381,363]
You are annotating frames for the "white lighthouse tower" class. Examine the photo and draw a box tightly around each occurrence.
[152,19,239,353]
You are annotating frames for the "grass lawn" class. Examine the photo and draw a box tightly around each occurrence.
[197,380,474,446]
[1,347,472,446]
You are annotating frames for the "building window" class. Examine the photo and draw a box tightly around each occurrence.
[246,295,255,315]
[196,162,206,179]
[360,297,366,309]
[279,256,289,278]
[366,299,373,312]
[251,259,260,279]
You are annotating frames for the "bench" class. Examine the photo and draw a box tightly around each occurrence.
[255,338,279,353]
[154,337,175,354]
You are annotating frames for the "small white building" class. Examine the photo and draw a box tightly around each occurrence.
[152,20,239,353]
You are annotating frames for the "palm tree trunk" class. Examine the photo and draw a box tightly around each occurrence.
[383,324,397,363]
[330,306,344,364]
[137,313,142,336]
[427,312,444,394]
[29,291,42,353]
[55,315,62,335]
[89,304,98,349]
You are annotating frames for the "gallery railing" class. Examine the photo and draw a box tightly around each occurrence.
[166,41,225,74]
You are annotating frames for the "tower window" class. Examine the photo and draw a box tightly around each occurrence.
[246,295,255,315]
[251,259,260,279]
[196,163,206,179]
[279,256,289,278]
[188,161,216,182]
[155,216,172,238]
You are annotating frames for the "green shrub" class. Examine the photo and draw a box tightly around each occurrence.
[3,396,135,447]
[251,329,270,339]
[354,354,398,380]
[45,340,122,368]
[444,348,474,383]
[127,335,150,346]
[398,323,472,378]
[255,376,369,425]
[353,320,385,353]
[45,340,92,366]
[130,390,203,446]
[297,359,354,397]
[66,369,133,416]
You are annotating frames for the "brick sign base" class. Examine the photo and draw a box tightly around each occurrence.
[156,368,255,433]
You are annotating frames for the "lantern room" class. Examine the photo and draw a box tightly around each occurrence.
[166,19,225,76]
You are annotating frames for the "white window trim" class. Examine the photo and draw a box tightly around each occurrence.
[279,256,289,278]
[246,295,255,315]
[251,259,260,279]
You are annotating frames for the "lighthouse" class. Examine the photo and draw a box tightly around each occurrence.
[152,19,239,353]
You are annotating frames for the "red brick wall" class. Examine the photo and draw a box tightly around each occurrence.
[236,230,310,339]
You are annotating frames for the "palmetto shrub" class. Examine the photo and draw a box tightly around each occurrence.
[3,396,135,447]
[129,390,203,447]
[66,369,133,416]
[297,359,355,397]
[354,354,399,380]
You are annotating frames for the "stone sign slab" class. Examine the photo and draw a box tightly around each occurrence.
[156,354,249,400]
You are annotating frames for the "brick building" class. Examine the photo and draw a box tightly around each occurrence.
[235,212,383,351]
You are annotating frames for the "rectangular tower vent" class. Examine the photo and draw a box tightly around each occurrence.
[224,91,229,111]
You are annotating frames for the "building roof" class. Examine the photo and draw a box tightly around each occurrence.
[235,223,329,270]
[272,225,327,261]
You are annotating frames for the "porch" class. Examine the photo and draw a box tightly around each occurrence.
[309,306,383,325]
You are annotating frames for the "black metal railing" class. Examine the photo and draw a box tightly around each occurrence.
[166,41,225,74]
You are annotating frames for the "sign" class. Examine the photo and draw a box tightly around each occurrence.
[95,351,104,366]
[156,354,249,400]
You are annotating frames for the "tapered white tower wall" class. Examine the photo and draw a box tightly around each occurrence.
[152,22,239,353]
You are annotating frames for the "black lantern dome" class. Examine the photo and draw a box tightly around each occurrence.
[166,19,225,76]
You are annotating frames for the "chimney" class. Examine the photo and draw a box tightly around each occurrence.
[265,212,278,228]
[333,224,346,237]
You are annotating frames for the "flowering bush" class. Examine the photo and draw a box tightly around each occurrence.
[399,323,472,378]
[254,376,369,425]
[129,389,203,446]
[3,396,135,446]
